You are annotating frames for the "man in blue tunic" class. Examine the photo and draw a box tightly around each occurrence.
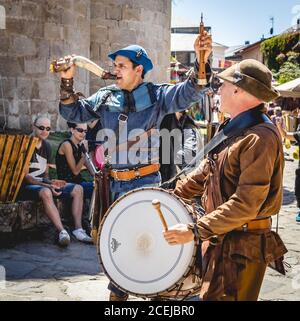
[58,33,212,300]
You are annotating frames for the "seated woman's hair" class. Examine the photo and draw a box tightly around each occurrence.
[34,115,50,125]
[67,122,77,129]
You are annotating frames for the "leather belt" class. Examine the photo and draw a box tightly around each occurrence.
[235,217,272,232]
[110,164,160,181]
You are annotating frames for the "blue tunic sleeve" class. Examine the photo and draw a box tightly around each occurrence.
[59,91,106,124]
[155,79,208,125]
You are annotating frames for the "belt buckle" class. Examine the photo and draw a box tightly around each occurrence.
[134,167,141,179]
[242,224,248,232]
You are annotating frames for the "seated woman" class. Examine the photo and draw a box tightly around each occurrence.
[56,122,94,200]
[18,115,92,246]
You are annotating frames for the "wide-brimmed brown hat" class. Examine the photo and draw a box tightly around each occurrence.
[217,59,280,102]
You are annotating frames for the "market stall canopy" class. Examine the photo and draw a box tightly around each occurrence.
[275,78,300,98]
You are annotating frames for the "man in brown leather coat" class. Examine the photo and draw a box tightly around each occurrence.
[164,59,288,301]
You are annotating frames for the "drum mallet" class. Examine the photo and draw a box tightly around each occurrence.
[152,199,168,231]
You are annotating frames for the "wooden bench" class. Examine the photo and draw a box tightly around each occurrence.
[0,134,91,235]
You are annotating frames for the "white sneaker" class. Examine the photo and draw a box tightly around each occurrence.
[58,229,70,247]
[72,228,93,243]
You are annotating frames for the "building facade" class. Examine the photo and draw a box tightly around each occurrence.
[171,25,228,72]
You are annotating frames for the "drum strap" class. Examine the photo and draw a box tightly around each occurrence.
[91,169,111,243]
[160,105,272,189]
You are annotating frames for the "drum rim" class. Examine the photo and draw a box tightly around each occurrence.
[96,187,201,299]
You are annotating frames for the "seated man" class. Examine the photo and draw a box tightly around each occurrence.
[55,122,94,199]
[18,115,92,246]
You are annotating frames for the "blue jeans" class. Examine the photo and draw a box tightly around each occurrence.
[80,181,94,199]
[18,183,76,201]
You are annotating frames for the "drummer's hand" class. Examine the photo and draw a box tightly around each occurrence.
[60,55,76,79]
[163,224,194,246]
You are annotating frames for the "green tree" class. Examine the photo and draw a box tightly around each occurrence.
[275,52,300,84]
[261,32,299,72]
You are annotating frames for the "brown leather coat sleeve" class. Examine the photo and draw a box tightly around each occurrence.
[174,159,209,199]
[197,126,284,241]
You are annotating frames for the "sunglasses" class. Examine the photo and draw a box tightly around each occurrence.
[35,125,51,132]
[75,128,88,134]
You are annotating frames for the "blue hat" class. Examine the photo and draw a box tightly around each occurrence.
[108,45,153,75]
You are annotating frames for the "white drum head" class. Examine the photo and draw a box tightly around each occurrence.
[98,188,195,296]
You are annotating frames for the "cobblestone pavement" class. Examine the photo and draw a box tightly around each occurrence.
[0,147,300,301]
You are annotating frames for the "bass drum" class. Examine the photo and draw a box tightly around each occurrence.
[97,187,202,300]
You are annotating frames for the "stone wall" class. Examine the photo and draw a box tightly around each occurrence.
[0,0,90,131]
[90,0,171,93]
[0,0,171,131]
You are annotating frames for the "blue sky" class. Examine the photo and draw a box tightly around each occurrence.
[172,0,300,47]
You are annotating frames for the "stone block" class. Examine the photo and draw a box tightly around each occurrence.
[100,19,118,29]
[122,5,141,21]
[0,35,9,55]
[49,112,58,130]
[18,100,31,115]
[21,2,43,21]
[24,58,47,75]
[60,9,76,26]
[47,100,59,114]
[30,80,40,99]
[38,79,59,101]
[0,99,9,120]
[22,21,45,39]
[77,17,90,38]
[0,77,16,99]
[36,40,50,59]
[50,41,64,58]
[19,114,31,131]
[11,35,37,56]
[90,42,101,61]
[30,100,48,115]
[17,77,32,100]
[9,98,19,115]
[91,25,108,44]
[74,1,88,17]
[18,200,38,230]
[44,2,63,24]
[0,203,19,232]
[57,114,68,131]
[44,22,63,40]
[57,0,73,10]
[7,114,19,129]
[5,17,24,35]
[90,2,106,19]
[108,28,136,45]
[105,5,122,21]
[163,0,172,14]
[4,2,22,17]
